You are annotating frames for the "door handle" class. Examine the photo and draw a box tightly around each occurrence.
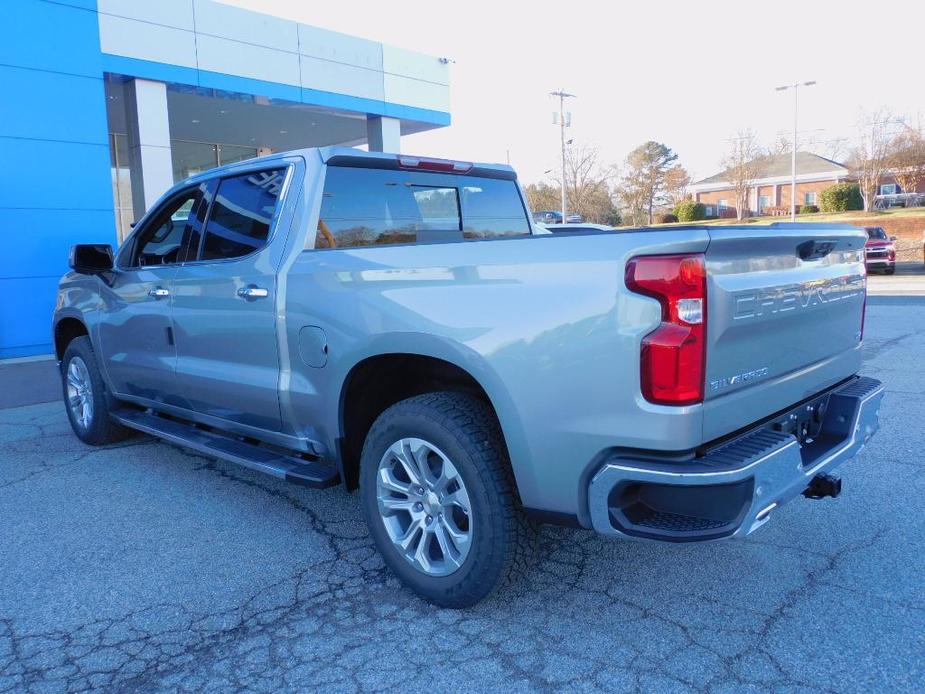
[148,287,170,299]
[236,285,269,300]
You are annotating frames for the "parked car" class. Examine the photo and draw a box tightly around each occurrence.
[55,149,883,607]
[542,223,614,234]
[532,210,563,224]
[864,226,896,274]
[565,213,583,223]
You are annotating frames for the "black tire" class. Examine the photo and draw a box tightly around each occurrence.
[61,336,130,445]
[886,266,896,275]
[359,391,537,608]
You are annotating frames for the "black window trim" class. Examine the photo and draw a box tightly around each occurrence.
[179,163,293,267]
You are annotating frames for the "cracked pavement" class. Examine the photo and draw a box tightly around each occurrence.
[1,299,923,692]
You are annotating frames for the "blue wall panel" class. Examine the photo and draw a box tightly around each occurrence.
[0,0,111,357]
[1,1,102,78]
[0,209,115,280]
[0,65,108,144]
[0,277,60,358]
[0,139,113,211]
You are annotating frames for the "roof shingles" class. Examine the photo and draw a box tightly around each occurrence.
[692,151,848,186]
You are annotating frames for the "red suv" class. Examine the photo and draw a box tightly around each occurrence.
[864,227,896,275]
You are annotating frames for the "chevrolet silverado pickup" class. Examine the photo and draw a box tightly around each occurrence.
[54,148,883,607]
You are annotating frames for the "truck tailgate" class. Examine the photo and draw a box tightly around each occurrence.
[702,224,867,441]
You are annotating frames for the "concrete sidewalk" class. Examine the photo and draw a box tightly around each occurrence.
[0,356,60,409]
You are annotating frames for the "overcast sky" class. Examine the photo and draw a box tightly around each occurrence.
[225,0,923,184]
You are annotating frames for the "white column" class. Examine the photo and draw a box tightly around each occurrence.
[124,79,173,217]
[366,116,401,153]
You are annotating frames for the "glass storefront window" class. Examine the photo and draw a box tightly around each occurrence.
[171,141,259,184]
[110,133,133,242]
[172,141,218,183]
[218,144,258,167]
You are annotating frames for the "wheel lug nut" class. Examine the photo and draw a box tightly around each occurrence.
[414,502,423,511]
[426,515,433,523]
[417,487,425,495]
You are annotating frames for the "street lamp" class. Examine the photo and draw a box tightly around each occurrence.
[550,89,575,222]
[775,80,816,222]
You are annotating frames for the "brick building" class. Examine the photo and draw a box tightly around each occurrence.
[690,152,850,217]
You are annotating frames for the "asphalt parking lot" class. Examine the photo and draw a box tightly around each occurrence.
[1,297,923,693]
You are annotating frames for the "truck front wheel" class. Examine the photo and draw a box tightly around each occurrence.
[359,391,536,608]
[61,336,130,446]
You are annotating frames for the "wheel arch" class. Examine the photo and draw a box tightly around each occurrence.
[54,314,90,362]
[336,345,527,493]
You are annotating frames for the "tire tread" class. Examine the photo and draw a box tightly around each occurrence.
[361,391,537,607]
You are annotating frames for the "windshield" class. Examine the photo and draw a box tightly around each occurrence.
[866,227,887,240]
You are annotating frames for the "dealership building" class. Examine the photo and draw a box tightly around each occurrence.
[2,0,451,358]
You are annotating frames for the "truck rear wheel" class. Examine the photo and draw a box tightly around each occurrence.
[359,391,537,608]
[61,336,130,445]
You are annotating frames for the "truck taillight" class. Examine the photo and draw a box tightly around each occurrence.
[625,254,706,405]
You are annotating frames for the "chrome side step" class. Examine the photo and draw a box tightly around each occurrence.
[112,409,340,488]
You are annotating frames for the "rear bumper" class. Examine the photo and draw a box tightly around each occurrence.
[588,376,883,542]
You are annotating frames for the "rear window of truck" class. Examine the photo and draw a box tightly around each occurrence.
[314,166,531,249]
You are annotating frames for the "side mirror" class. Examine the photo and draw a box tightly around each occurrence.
[69,244,113,275]
[890,235,897,241]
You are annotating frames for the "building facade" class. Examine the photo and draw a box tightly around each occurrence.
[690,152,850,218]
[691,151,925,218]
[2,0,451,358]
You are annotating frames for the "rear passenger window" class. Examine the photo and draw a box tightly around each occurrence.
[200,168,285,261]
[460,179,532,239]
[315,167,530,249]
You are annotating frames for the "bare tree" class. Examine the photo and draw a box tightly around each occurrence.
[768,134,794,157]
[888,125,925,199]
[539,143,621,224]
[849,109,896,212]
[618,184,650,227]
[523,182,561,214]
[663,165,691,207]
[822,137,849,163]
[720,130,768,220]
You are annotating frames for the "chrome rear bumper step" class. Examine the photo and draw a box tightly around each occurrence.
[112,409,340,488]
[587,376,884,542]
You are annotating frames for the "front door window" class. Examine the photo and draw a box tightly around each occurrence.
[122,188,205,268]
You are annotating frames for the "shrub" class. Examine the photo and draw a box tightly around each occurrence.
[657,213,679,224]
[673,200,706,222]
[799,204,819,214]
[602,209,623,227]
[819,183,863,213]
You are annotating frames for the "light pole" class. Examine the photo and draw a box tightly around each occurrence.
[775,80,816,222]
[550,89,575,222]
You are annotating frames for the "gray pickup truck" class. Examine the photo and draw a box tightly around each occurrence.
[55,148,883,607]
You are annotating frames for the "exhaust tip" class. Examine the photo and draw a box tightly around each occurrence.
[802,473,842,500]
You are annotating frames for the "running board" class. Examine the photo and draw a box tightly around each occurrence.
[112,409,340,488]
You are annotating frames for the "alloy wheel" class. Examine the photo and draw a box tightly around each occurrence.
[376,437,473,577]
[66,356,94,430]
